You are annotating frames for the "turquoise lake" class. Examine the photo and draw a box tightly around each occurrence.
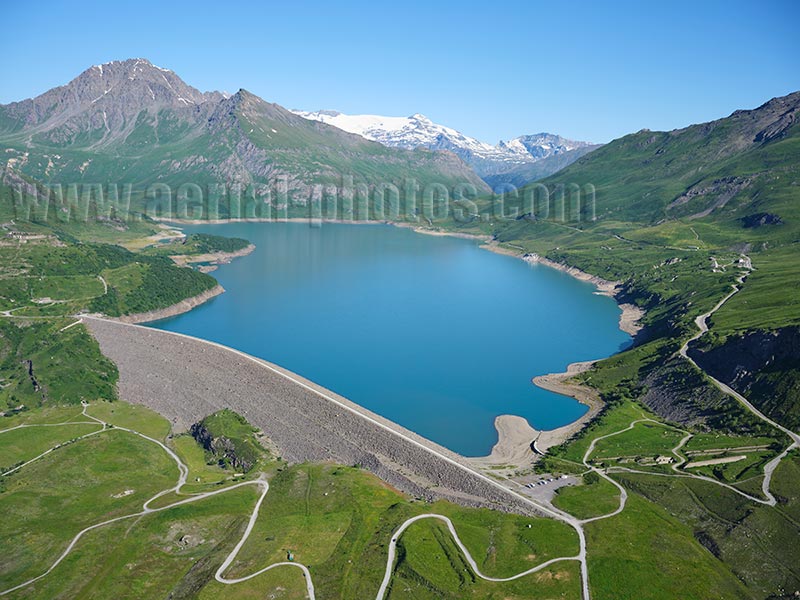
[150,222,631,456]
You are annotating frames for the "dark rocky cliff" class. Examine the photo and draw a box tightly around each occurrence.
[689,327,800,431]
[638,354,773,434]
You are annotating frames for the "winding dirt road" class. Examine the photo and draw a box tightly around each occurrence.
[678,267,799,491]
[0,404,586,600]
[376,514,579,599]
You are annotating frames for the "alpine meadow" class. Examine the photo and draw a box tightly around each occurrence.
[1,3,798,600]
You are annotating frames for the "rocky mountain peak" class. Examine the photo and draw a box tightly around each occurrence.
[0,58,231,148]
[409,113,432,123]
[0,59,490,193]
[498,133,593,159]
[77,58,208,104]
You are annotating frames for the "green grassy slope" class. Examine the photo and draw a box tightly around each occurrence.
[532,92,799,224]
[4,401,773,600]
[0,403,585,600]
[0,319,118,411]
[438,91,800,432]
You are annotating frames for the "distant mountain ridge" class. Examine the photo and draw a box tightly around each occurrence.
[292,109,600,186]
[531,90,800,224]
[0,59,488,207]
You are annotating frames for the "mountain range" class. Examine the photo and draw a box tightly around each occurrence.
[0,59,488,204]
[0,58,604,209]
[292,109,600,187]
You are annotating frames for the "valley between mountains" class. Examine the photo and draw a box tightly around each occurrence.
[1,58,799,600]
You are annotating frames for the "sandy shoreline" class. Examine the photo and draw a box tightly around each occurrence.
[470,361,602,470]
[470,415,539,469]
[529,361,603,453]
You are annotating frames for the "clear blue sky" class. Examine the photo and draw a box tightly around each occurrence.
[2,0,798,143]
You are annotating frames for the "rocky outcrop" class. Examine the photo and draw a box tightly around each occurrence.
[754,101,798,144]
[0,59,225,147]
[640,356,750,430]
[190,421,257,472]
[25,360,40,393]
[169,244,255,272]
[740,212,783,228]
[667,176,753,219]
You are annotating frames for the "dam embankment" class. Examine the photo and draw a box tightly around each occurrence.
[85,317,549,516]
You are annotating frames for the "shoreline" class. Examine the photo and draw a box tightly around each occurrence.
[103,239,257,324]
[470,415,539,469]
[151,217,644,463]
[156,217,389,226]
[170,243,256,273]
[519,252,643,337]
[529,361,603,453]
[471,361,602,469]
[109,284,225,324]
[158,217,644,336]
[405,228,642,460]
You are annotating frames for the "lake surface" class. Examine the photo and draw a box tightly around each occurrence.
[150,222,631,456]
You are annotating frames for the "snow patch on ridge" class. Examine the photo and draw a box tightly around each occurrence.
[291,109,595,174]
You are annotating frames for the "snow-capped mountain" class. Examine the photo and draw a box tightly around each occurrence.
[497,134,592,161]
[0,59,488,194]
[292,110,505,159]
[291,109,600,186]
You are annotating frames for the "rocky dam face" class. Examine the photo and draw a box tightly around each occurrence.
[85,317,548,517]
